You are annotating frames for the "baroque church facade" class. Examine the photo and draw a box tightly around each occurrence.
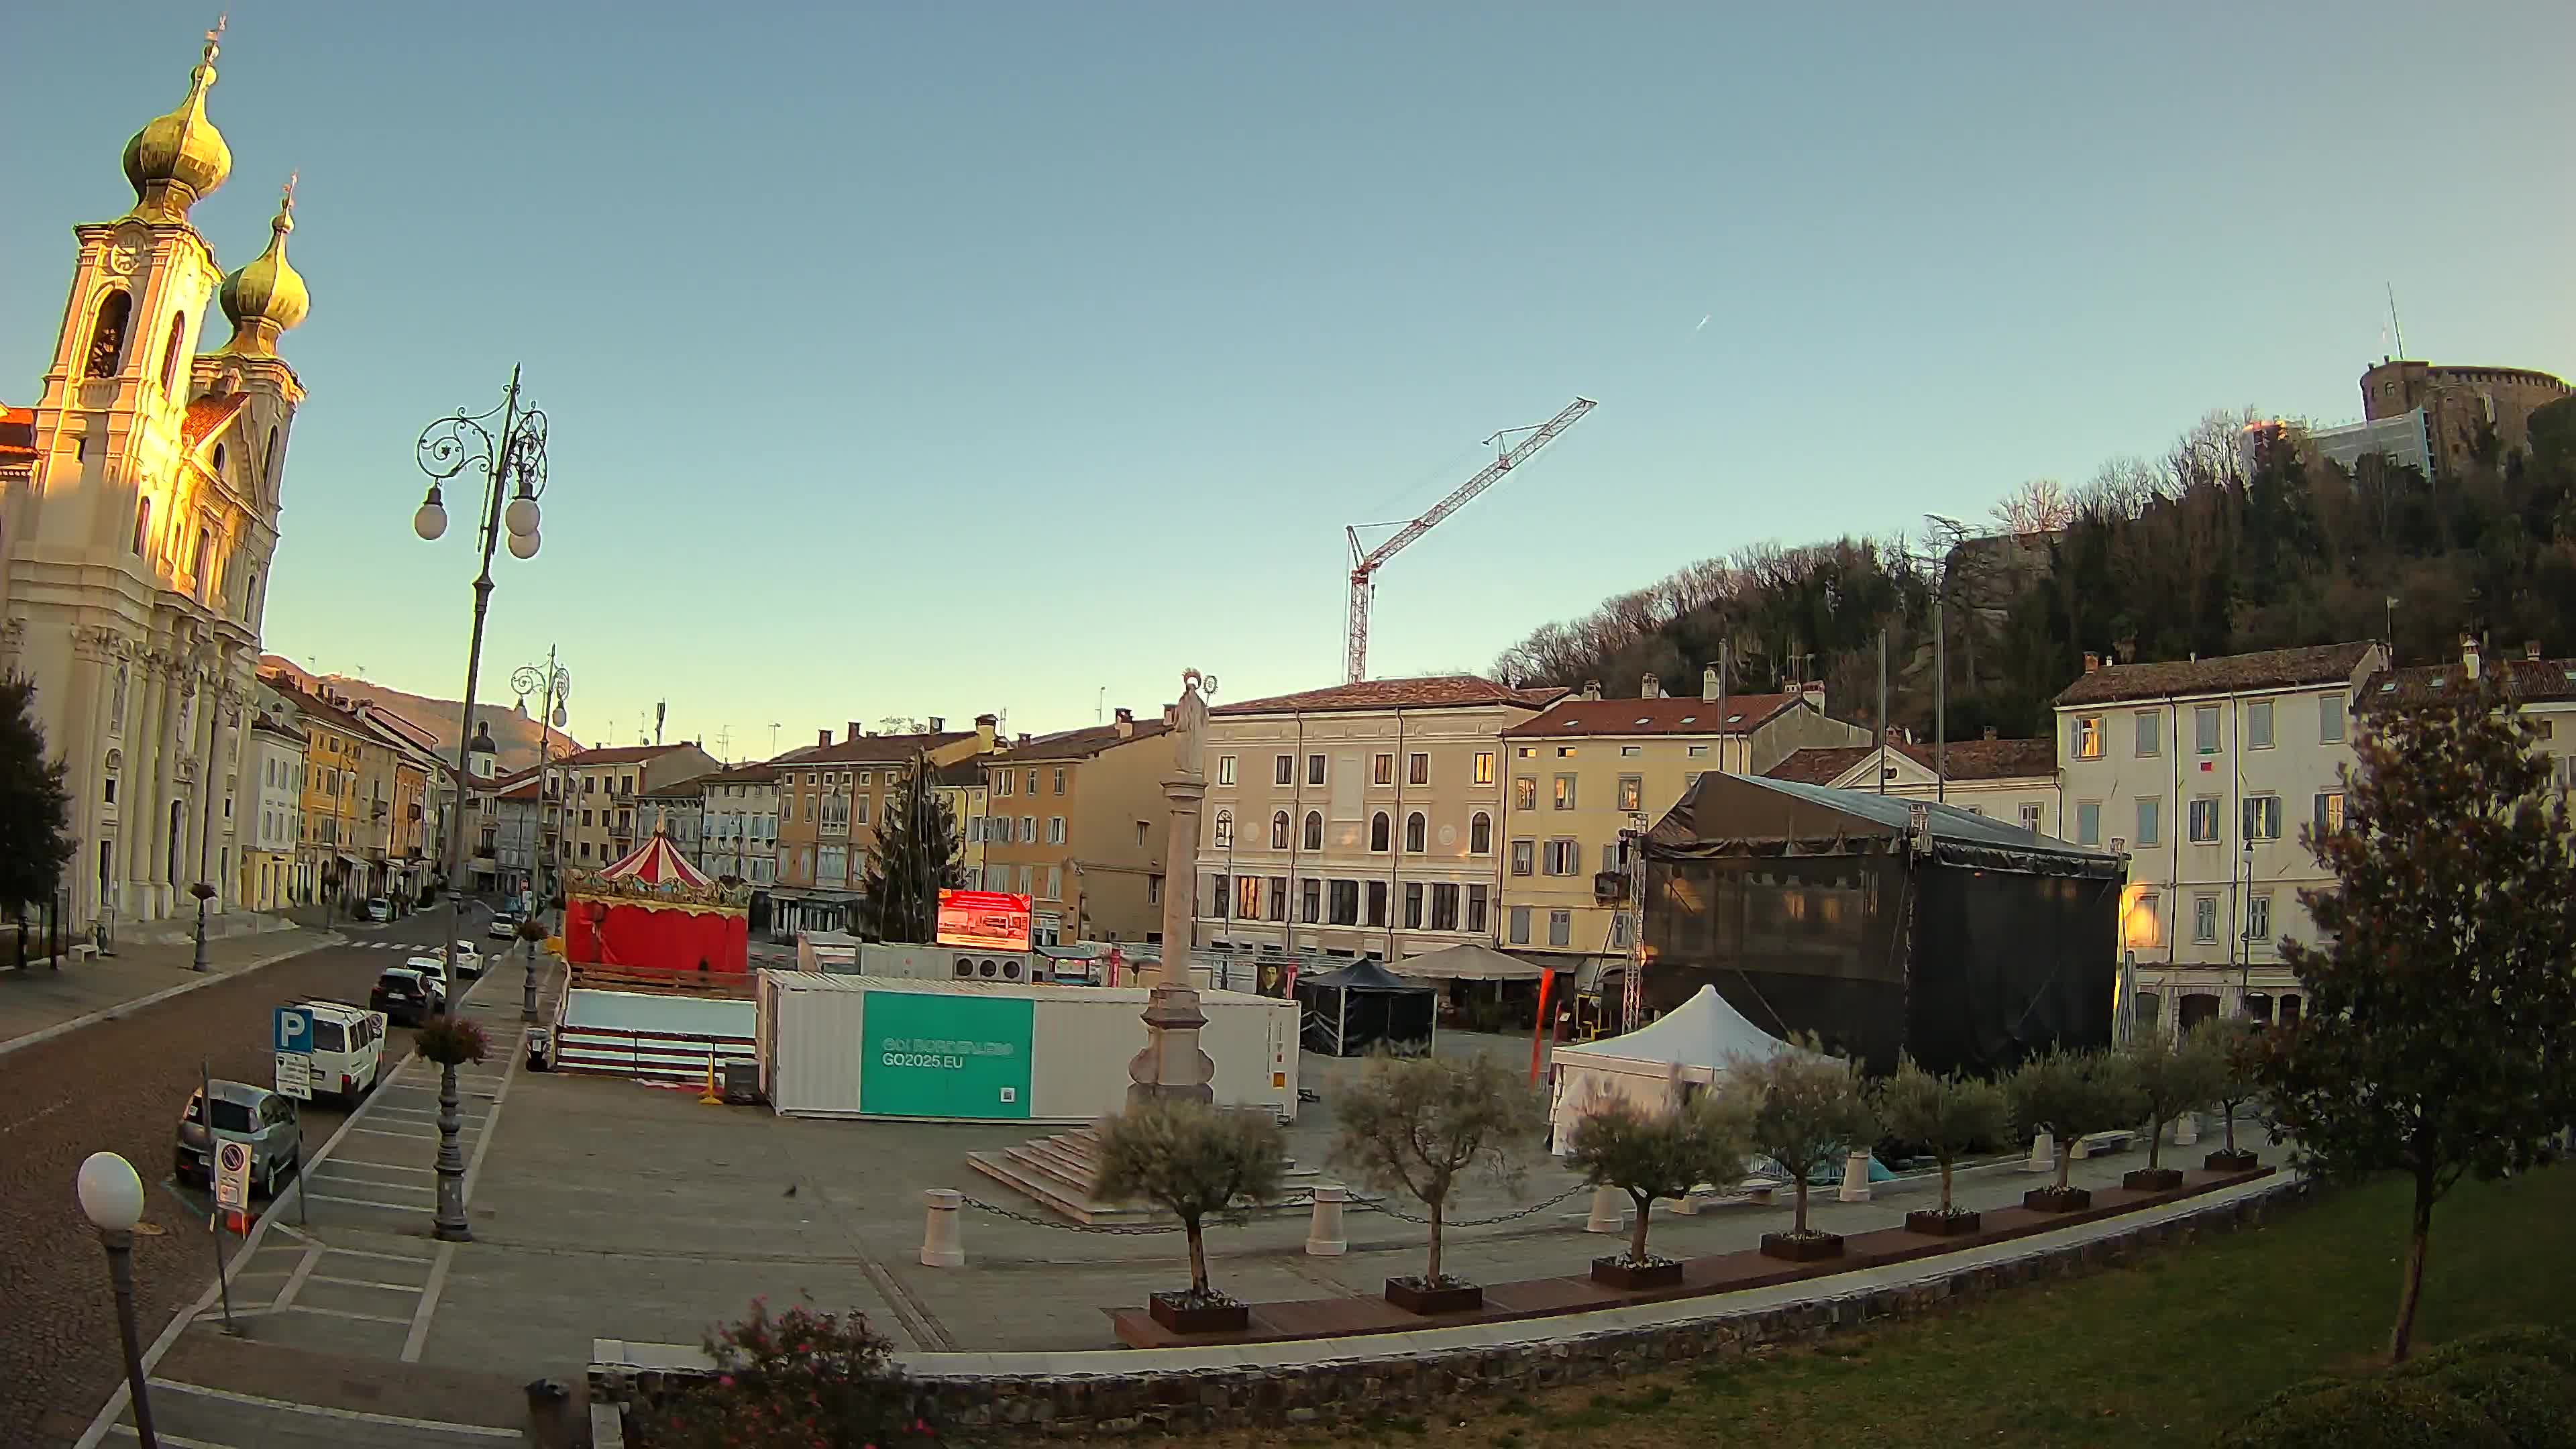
[2,30,310,930]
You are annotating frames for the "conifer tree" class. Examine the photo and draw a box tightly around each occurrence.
[857,755,961,943]
[0,676,76,961]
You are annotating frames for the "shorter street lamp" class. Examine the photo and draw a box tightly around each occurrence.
[76,1152,159,1449]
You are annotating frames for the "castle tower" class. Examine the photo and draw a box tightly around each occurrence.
[2,28,311,931]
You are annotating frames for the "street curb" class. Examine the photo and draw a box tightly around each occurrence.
[0,930,346,1062]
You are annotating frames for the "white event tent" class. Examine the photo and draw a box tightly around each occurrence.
[1546,984,1816,1152]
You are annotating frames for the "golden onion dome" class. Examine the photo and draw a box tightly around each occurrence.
[123,29,232,223]
[216,182,309,356]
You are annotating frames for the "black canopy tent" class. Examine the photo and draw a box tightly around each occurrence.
[1295,958,1438,1057]
[1637,771,2124,1077]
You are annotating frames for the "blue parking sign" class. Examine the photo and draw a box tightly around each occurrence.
[274,1006,313,1055]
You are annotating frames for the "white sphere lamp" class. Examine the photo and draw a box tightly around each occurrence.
[76,1151,145,1232]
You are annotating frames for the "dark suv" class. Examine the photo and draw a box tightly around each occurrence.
[369,966,443,1026]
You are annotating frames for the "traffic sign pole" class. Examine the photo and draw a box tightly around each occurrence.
[201,1061,237,1334]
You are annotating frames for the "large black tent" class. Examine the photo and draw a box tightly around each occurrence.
[1637,772,2124,1077]
[1296,958,1438,1057]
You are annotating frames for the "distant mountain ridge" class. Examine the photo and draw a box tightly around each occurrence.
[258,656,574,773]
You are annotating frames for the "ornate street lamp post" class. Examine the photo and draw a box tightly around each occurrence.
[511,651,569,1025]
[413,368,548,1243]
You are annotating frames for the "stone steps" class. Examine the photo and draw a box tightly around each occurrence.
[965,1122,1348,1226]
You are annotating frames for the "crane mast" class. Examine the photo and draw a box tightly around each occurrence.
[1344,396,1597,684]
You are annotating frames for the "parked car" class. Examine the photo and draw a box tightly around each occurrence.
[294,999,388,1105]
[449,941,484,979]
[176,1081,301,1199]
[362,896,394,923]
[406,955,452,996]
[370,965,444,1025]
[488,912,521,941]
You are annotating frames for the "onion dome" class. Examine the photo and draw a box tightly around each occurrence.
[216,182,309,356]
[123,29,231,223]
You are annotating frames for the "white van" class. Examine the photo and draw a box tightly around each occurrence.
[296,1000,388,1104]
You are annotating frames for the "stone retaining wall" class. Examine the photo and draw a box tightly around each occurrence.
[595,1177,2311,1438]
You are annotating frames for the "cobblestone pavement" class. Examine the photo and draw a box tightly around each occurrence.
[0,910,486,1449]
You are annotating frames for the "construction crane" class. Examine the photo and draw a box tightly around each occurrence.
[1344,396,1597,684]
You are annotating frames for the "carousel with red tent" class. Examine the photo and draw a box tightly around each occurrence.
[560,812,751,976]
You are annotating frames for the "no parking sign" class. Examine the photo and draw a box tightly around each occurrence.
[213,1139,252,1212]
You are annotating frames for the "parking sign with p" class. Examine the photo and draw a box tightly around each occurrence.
[274,1006,313,1054]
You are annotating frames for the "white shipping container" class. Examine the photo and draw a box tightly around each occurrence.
[759,972,1297,1123]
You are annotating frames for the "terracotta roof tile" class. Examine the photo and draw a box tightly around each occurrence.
[698,761,780,785]
[1501,694,1802,739]
[792,731,975,765]
[179,393,248,455]
[0,405,33,473]
[564,743,696,767]
[2366,656,2576,708]
[2053,642,2378,707]
[1765,736,2056,785]
[998,720,1172,761]
[1213,676,1564,716]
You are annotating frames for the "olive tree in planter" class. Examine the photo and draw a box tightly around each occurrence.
[2006,1047,2142,1212]
[2198,1018,2265,1172]
[1736,1039,1878,1262]
[2123,1025,2226,1190]
[1331,1052,1544,1314]
[415,1014,490,1242]
[1092,1099,1287,1334]
[1874,1057,2010,1236]
[1564,1091,1753,1289]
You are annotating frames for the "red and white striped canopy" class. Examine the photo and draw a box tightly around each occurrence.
[596,814,711,889]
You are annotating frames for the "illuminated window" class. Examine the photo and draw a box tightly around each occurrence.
[1553,774,1576,810]
[1616,775,1642,812]
[1373,753,1394,786]
[1513,777,1536,811]
[2071,714,2103,760]
[1473,751,1494,786]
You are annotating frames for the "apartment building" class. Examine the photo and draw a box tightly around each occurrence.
[2054,641,2387,1036]
[557,742,720,874]
[1495,669,1872,973]
[771,718,997,938]
[636,773,710,871]
[274,684,368,907]
[698,761,782,890]
[1191,676,1563,962]
[240,710,306,910]
[467,765,545,900]
[2365,637,2576,785]
[932,759,989,892]
[978,709,1172,946]
[1764,731,2061,835]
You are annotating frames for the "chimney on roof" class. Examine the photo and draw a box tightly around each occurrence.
[1640,673,1662,698]
[1114,706,1134,738]
[2528,640,2544,662]
[1984,725,1998,741]
[1701,665,1721,702]
[2461,633,2480,680]
[928,716,945,732]
[818,728,833,748]
[2114,636,2137,665]
[975,713,998,750]
[849,720,865,741]
[1581,680,1602,701]
[1017,733,1030,747]
[2083,652,2100,674]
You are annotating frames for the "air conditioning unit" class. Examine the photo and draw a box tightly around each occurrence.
[1592,872,1629,904]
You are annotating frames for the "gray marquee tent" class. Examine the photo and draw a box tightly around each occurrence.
[1295,958,1438,1057]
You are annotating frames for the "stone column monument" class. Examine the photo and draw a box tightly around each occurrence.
[1128,669,1217,1106]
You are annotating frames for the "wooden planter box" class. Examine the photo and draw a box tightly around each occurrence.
[1905,1208,1982,1236]
[1591,1255,1685,1290]
[2023,1186,2092,1213]
[2204,1149,2260,1173]
[1147,1292,1248,1335]
[1383,1277,1483,1315]
[2123,1167,2185,1192]
[1759,1231,1845,1263]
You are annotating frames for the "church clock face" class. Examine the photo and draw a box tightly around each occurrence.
[107,231,146,277]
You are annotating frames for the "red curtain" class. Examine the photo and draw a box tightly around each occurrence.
[578,901,747,975]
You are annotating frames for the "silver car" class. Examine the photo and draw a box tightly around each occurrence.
[175,1080,301,1199]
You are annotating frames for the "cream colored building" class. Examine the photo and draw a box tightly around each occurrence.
[239,708,303,910]
[931,758,990,892]
[979,709,1172,945]
[2055,641,2387,1036]
[698,761,782,888]
[1495,670,1871,973]
[1192,676,1562,962]
[1764,731,2061,836]
[2,35,309,930]
[771,718,996,937]
[557,742,718,875]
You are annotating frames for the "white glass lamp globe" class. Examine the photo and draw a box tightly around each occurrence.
[504,496,540,538]
[76,1151,144,1232]
[413,497,448,542]
[506,529,540,561]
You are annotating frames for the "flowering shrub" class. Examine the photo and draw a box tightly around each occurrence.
[649,1299,934,1448]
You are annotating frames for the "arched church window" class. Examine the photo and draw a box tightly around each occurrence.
[212,443,226,477]
[262,428,279,498]
[85,289,132,380]
[158,313,186,394]
[132,496,152,555]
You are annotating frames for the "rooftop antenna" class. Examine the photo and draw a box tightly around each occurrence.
[716,724,731,761]
[768,722,780,757]
[1096,687,1106,724]
[654,698,666,746]
[2385,282,2406,360]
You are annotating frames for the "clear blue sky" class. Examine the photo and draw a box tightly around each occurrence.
[7,2,2569,757]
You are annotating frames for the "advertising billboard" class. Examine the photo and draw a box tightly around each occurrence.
[860,991,1034,1119]
[936,889,1032,951]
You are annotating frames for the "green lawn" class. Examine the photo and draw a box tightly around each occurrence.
[1175,1166,2574,1449]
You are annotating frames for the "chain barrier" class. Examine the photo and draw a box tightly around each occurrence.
[956,1196,1187,1235]
[1350,1183,1587,1228]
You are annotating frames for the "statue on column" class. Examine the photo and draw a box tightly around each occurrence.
[1130,667,1218,1107]
[1171,668,1210,777]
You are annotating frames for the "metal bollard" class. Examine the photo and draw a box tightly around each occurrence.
[1305,1184,1348,1256]
[919,1189,965,1268]
[2174,1111,2199,1146]
[1838,1149,1872,1203]
[2025,1130,2055,1175]
[1585,1184,1625,1234]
